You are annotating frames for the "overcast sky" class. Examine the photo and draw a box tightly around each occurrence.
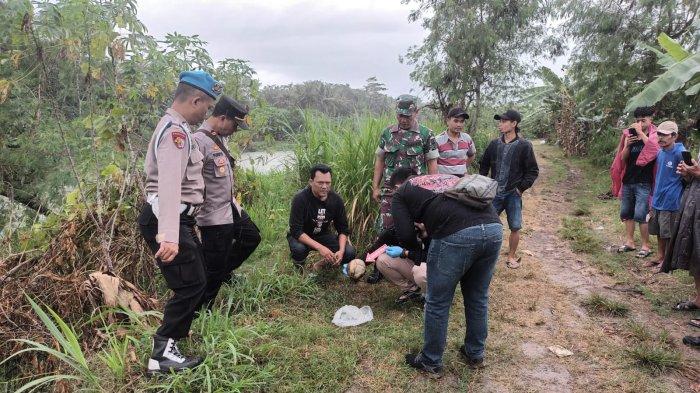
[138,0,427,97]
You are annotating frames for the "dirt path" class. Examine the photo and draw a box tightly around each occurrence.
[465,145,698,392]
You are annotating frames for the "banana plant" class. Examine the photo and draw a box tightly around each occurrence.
[625,33,700,113]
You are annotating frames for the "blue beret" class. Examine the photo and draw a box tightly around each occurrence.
[178,70,222,99]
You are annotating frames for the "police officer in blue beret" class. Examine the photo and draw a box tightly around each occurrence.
[139,70,221,375]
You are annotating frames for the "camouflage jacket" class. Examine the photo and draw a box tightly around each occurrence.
[376,123,439,189]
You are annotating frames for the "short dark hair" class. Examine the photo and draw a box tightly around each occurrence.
[174,83,209,102]
[633,106,655,118]
[389,167,417,188]
[309,164,332,179]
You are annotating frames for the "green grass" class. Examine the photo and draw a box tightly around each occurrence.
[541,144,694,312]
[559,217,601,253]
[625,344,682,375]
[581,294,630,317]
[571,200,592,216]
[3,112,502,391]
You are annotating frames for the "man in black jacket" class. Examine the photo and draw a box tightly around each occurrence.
[287,164,357,271]
[479,110,539,269]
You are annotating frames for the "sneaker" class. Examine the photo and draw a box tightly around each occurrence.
[366,267,383,284]
[459,345,485,369]
[147,335,203,376]
[405,353,442,377]
[395,287,422,304]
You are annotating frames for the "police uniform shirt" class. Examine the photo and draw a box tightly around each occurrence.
[193,124,240,227]
[144,108,205,243]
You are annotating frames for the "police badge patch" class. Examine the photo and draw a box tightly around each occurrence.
[171,131,186,149]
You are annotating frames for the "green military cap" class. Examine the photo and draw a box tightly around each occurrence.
[396,94,419,116]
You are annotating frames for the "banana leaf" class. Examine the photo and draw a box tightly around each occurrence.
[625,52,700,113]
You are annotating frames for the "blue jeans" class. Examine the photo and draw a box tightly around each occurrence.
[492,190,522,230]
[620,183,651,223]
[419,223,503,367]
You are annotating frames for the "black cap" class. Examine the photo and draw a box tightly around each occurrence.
[213,95,250,129]
[494,109,522,123]
[447,107,469,119]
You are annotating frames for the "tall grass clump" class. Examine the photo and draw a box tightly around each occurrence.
[582,294,630,317]
[293,111,391,246]
[559,216,601,253]
[626,344,681,374]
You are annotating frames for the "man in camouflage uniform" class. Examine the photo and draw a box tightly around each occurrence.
[368,95,439,283]
[372,94,439,229]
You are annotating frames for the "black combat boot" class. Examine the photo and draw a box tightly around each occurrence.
[147,334,203,376]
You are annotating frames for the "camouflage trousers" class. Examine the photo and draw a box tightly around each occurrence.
[379,189,394,230]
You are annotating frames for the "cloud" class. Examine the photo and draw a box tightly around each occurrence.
[137,0,426,96]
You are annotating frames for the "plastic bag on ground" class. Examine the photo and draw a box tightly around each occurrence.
[332,305,373,327]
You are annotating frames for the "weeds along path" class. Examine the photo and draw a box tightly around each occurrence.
[467,143,697,393]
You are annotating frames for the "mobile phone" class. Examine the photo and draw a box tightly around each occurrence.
[627,127,637,137]
[682,151,694,166]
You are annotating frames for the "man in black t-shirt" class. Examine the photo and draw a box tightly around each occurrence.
[287,164,356,271]
[617,106,659,258]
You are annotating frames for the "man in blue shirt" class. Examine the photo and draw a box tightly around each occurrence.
[648,121,686,268]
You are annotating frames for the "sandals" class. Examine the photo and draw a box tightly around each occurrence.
[689,319,700,329]
[506,257,522,269]
[635,249,652,258]
[673,300,700,311]
[617,245,636,253]
[396,288,421,304]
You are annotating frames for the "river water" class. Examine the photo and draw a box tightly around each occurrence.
[238,150,295,173]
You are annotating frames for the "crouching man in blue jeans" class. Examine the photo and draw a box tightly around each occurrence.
[392,174,502,376]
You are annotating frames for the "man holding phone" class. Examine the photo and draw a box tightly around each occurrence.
[611,106,659,258]
[648,121,686,268]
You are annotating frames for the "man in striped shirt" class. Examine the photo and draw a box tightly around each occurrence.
[436,107,476,177]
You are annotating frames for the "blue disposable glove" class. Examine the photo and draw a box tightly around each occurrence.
[385,246,404,258]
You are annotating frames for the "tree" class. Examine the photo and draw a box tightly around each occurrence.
[402,0,560,130]
[558,0,699,122]
[261,80,393,117]
[364,76,390,113]
[216,58,261,105]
